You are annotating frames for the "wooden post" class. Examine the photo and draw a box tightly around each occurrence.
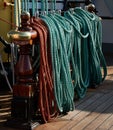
[6,11,39,130]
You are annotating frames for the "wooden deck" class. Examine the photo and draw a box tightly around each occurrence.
[1,54,113,130]
[34,67,113,130]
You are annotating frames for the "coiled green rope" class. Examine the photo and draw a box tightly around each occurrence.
[30,1,107,112]
[64,10,90,98]
[73,7,107,85]
[40,4,75,112]
[40,1,107,110]
[42,15,75,112]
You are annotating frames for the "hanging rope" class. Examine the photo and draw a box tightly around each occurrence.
[14,0,21,26]
[32,0,35,16]
[30,17,59,122]
[64,10,90,98]
[41,0,45,12]
[75,7,107,82]
[39,0,75,113]
[0,17,18,28]
[52,0,56,10]
[13,0,107,122]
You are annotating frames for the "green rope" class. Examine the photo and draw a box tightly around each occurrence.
[73,7,107,85]
[32,0,35,16]
[40,13,75,113]
[64,10,89,98]
[51,0,56,10]
[40,7,107,107]
[27,1,107,111]
[49,13,74,111]
[45,0,48,14]
[41,0,45,12]
[21,0,24,11]
[24,0,27,11]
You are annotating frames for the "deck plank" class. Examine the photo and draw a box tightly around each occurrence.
[59,90,113,130]
[70,91,113,130]
[82,103,113,130]
[56,93,104,130]
[109,125,113,130]
[97,114,113,130]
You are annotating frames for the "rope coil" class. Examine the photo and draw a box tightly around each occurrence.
[3,0,107,123]
[31,0,107,121]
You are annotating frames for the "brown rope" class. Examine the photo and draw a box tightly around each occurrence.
[0,17,18,28]
[30,17,59,123]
